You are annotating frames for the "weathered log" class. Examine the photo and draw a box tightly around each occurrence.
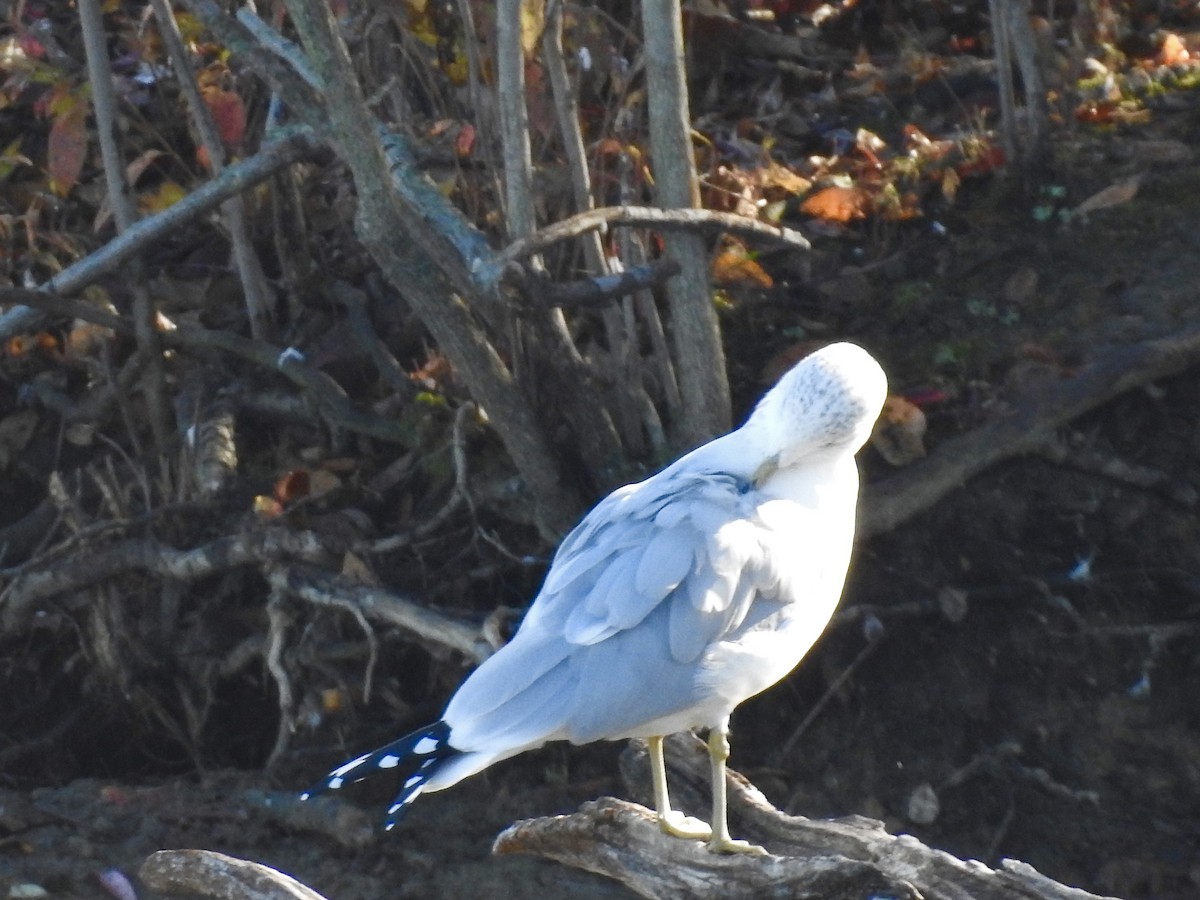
[494,733,1119,900]
[139,849,330,900]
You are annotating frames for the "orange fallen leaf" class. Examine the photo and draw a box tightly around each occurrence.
[139,180,186,214]
[799,185,869,223]
[712,245,773,288]
[1158,33,1189,66]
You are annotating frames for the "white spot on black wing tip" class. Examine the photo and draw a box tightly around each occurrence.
[413,735,442,755]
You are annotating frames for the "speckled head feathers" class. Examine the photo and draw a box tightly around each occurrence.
[747,342,887,463]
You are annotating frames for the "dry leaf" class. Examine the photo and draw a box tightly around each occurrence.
[139,180,186,214]
[307,468,342,498]
[340,551,378,585]
[274,469,310,505]
[47,101,87,197]
[870,395,927,466]
[712,245,773,288]
[125,149,164,186]
[941,167,961,202]
[1073,173,1143,216]
[800,185,869,223]
[321,688,346,715]
[756,160,811,198]
[253,495,285,518]
[455,122,476,158]
[520,0,546,55]
[201,85,246,156]
[1157,32,1189,66]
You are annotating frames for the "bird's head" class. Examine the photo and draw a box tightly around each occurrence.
[746,342,887,471]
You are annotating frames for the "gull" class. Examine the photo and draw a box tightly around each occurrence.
[303,342,887,854]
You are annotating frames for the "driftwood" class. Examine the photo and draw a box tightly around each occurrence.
[494,733,1120,900]
[140,850,330,900]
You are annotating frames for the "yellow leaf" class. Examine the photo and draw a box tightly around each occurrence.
[139,180,186,214]
[253,495,285,518]
[941,168,960,202]
[0,136,31,181]
[520,0,546,55]
[174,12,206,44]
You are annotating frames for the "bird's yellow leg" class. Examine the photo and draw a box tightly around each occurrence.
[706,726,767,855]
[648,736,712,840]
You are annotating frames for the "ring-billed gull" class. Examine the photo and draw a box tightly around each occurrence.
[303,342,887,854]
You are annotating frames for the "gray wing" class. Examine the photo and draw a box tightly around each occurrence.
[444,469,789,749]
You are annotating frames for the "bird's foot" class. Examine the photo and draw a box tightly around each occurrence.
[657,809,713,841]
[707,835,768,856]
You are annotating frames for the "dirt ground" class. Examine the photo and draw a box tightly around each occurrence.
[2,153,1198,899]
[4,14,1200,900]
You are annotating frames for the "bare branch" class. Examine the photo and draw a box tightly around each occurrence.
[267,564,491,664]
[531,259,682,310]
[861,318,1200,537]
[496,205,810,271]
[0,528,331,629]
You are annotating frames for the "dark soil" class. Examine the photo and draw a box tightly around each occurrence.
[3,156,1199,898]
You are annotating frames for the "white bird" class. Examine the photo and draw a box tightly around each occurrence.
[303,342,887,854]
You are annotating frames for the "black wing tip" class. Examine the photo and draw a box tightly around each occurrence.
[300,720,456,819]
